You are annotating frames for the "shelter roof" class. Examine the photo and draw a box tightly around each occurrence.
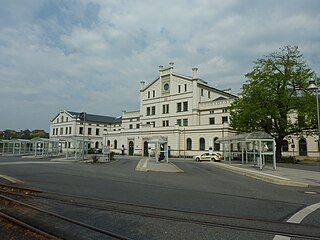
[218,131,273,143]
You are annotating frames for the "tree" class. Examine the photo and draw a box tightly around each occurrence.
[30,129,49,139]
[229,46,317,161]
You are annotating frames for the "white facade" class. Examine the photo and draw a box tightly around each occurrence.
[49,63,318,159]
[104,63,237,157]
[50,110,121,150]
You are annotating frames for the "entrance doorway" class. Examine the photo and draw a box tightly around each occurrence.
[144,141,148,156]
[129,141,134,156]
[299,139,307,156]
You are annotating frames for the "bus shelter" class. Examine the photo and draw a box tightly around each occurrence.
[57,136,90,160]
[147,136,169,163]
[218,131,276,170]
[31,138,61,157]
[0,139,33,155]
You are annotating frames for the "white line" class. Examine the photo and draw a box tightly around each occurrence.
[0,174,24,183]
[273,235,290,240]
[273,201,320,240]
[287,202,320,224]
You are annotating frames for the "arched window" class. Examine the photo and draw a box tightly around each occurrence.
[114,140,117,149]
[95,141,99,149]
[282,140,289,152]
[107,140,110,146]
[214,137,220,151]
[299,139,307,156]
[186,138,192,150]
[199,138,205,151]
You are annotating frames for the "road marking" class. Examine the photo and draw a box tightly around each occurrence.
[0,175,24,183]
[273,201,320,240]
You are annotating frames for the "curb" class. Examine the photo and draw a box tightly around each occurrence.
[135,159,184,173]
[210,162,310,187]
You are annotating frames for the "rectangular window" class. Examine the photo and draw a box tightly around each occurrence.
[162,104,169,114]
[209,117,215,125]
[65,127,68,134]
[60,128,63,135]
[153,90,155,97]
[136,124,140,129]
[148,91,150,98]
[208,91,211,98]
[183,118,188,126]
[151,121,155,127]
[185,84,187,92]
[147,107,150,116]
[222,116,228,123]
[88,127,92,135]
[79,127,83,135]
[69,127,72,134]
[201,89,204,96]
[178,85,181,93]
[52,129,55,135]
[129,124,133,129]
[183,101,188,111]
[210,110,215,114]
[177,119,181,126]
[151,106,156,115]
[96,128,100,135]
[222,109,228,113]
[162,120,169,127]
[177,102,182,112]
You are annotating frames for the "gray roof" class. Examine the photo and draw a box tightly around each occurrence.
[67,111,122,124]
[218,131,274,143]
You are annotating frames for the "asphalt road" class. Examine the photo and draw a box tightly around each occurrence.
[0,155,319,240]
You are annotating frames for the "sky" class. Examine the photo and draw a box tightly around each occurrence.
[0,0,319,131]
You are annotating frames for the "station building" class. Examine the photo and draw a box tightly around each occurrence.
[49,63,318,159]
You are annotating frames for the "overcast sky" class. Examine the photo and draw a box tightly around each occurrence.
[0,0,319,131]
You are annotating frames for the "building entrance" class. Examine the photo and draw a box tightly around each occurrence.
[129,141,134,156]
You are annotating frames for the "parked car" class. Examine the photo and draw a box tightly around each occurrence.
[88,148,102,154]
[194,152,222,162]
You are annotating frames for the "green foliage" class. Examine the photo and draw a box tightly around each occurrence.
[110,151,115,160]
[30,129,49,138]
[1,129,49,140]
[229,46,317,160]
[91,155,99,163]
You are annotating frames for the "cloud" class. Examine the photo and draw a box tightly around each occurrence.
[0,0,319,130]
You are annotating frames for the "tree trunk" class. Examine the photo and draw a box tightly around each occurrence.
[275,137,284,162]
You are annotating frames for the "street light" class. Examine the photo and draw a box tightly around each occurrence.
[307,76,320,157]
[79,112,86,160]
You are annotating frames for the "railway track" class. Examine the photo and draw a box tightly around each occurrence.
[0,183,319,240]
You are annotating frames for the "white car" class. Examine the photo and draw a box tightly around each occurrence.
[194,152,222,162]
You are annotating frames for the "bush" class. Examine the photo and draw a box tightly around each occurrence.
[280,156,300,164]
[91,155,99,163]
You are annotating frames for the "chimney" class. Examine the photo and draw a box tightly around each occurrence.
[140,81,145,91]
[169,62,174,68]
[159,65,163,71]
[192,67,198,79]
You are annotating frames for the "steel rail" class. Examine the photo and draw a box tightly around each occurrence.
[0,211,61,240]
[0,195,132,240]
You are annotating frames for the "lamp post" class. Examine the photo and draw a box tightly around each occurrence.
[307,76,320,158]
[79,112,86,160]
